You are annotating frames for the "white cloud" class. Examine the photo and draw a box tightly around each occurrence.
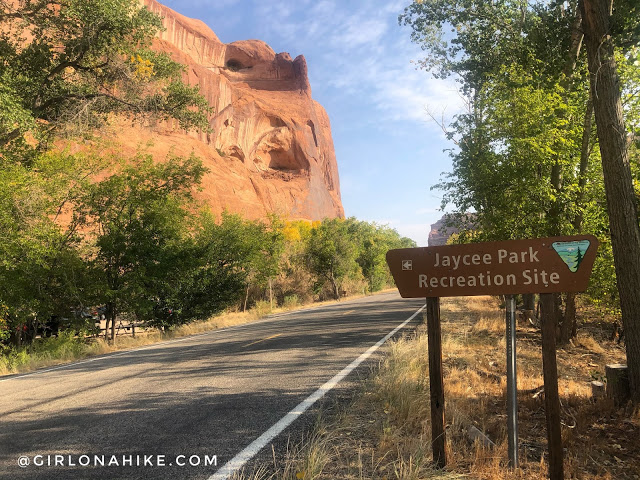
[291,4,466,131]
[331,18,388,48]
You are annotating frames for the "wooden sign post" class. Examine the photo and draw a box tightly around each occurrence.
[540,293,564,480]
[426,297,446,468]
[505,294,519,467]
[386,235,598,474]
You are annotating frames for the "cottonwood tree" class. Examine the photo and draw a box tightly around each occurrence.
[579,0,640,401]
[139,211,273,329]
[400,0,639,341]
[402,0,640,398]
[76,153,206,341]
[0,0,210,160]
[0,0,211,343]
[0,152,94,345]
[400,0,597,341]
[347,219,416,293]
[306,218,358,300]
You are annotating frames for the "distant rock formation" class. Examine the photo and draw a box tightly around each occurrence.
[113,0,344,221]
[428,214,476,246]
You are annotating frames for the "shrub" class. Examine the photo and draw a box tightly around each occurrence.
[253,300,272,319]
[283,295,300,310]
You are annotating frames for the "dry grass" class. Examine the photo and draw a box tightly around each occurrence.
[230,430,333,480]
[240,295,638,480]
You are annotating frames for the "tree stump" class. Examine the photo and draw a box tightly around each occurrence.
[590,380,605,399]
[605,364,630,405]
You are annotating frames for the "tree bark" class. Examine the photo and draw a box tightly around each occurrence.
[329,271,340,300]
[104,301,116,342]
[522,293,537,324]
[243,284,249,312]
[104,318,110,342]
[580,0,640,402]
[572,97,594,232]
[560,292,577,344]
[104,302,112,342]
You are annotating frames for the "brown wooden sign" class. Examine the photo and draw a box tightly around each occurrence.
[386,235,599,298]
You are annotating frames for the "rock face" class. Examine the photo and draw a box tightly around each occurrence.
[428,216,452,247]
[120,0,343,220]
[428,214,476,246]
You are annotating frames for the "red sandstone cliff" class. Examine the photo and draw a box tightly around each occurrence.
[117,0,343,221]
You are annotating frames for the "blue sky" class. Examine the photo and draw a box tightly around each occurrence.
[162,0,464,246]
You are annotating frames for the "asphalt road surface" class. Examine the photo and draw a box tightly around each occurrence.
[0,292,425,480]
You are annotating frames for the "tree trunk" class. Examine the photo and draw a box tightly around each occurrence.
[560,292,577,344]
[523,293,536,311]
[243,284,249,312]
[580,0,640,402]
[522,293,537,325]
[560,92,594,344]
[591,380,606,399]
[104,301,116,343]
[329,272,340,300]
[572,97,594,231]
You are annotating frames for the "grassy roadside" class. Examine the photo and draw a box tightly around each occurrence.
[0,289,396,377]
[236,296,639,480]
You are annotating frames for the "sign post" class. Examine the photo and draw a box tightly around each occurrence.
[426,296,446,468]
[505,295,518,468]
[386,235,598,473]
[540,293,564,480]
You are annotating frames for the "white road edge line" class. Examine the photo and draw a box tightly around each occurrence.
[208,303,426,480]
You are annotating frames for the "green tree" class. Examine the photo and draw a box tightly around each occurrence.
[198,211,282,315]
[0,151,92,345]
[76,152,206,340]
[580,0,640,401]
[0,0,212,344]
[306,218,359,300]
[400,0,612,343]
[248,214,285,310]
[347,219,416,293]
[0,0,210,160]
[402,0,640,397]
[142,211,269,329]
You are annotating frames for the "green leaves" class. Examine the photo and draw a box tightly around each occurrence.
[0,151,89,330]
[0,0,211,155]
[402,0,640,318]
[304,218,414,298]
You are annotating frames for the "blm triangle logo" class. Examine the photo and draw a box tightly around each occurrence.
[552,240,591,273]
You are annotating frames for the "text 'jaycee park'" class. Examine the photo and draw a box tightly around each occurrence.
[424,247,555,289]
[386,235,599,298]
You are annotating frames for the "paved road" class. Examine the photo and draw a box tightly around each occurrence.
[0,292,424,480]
